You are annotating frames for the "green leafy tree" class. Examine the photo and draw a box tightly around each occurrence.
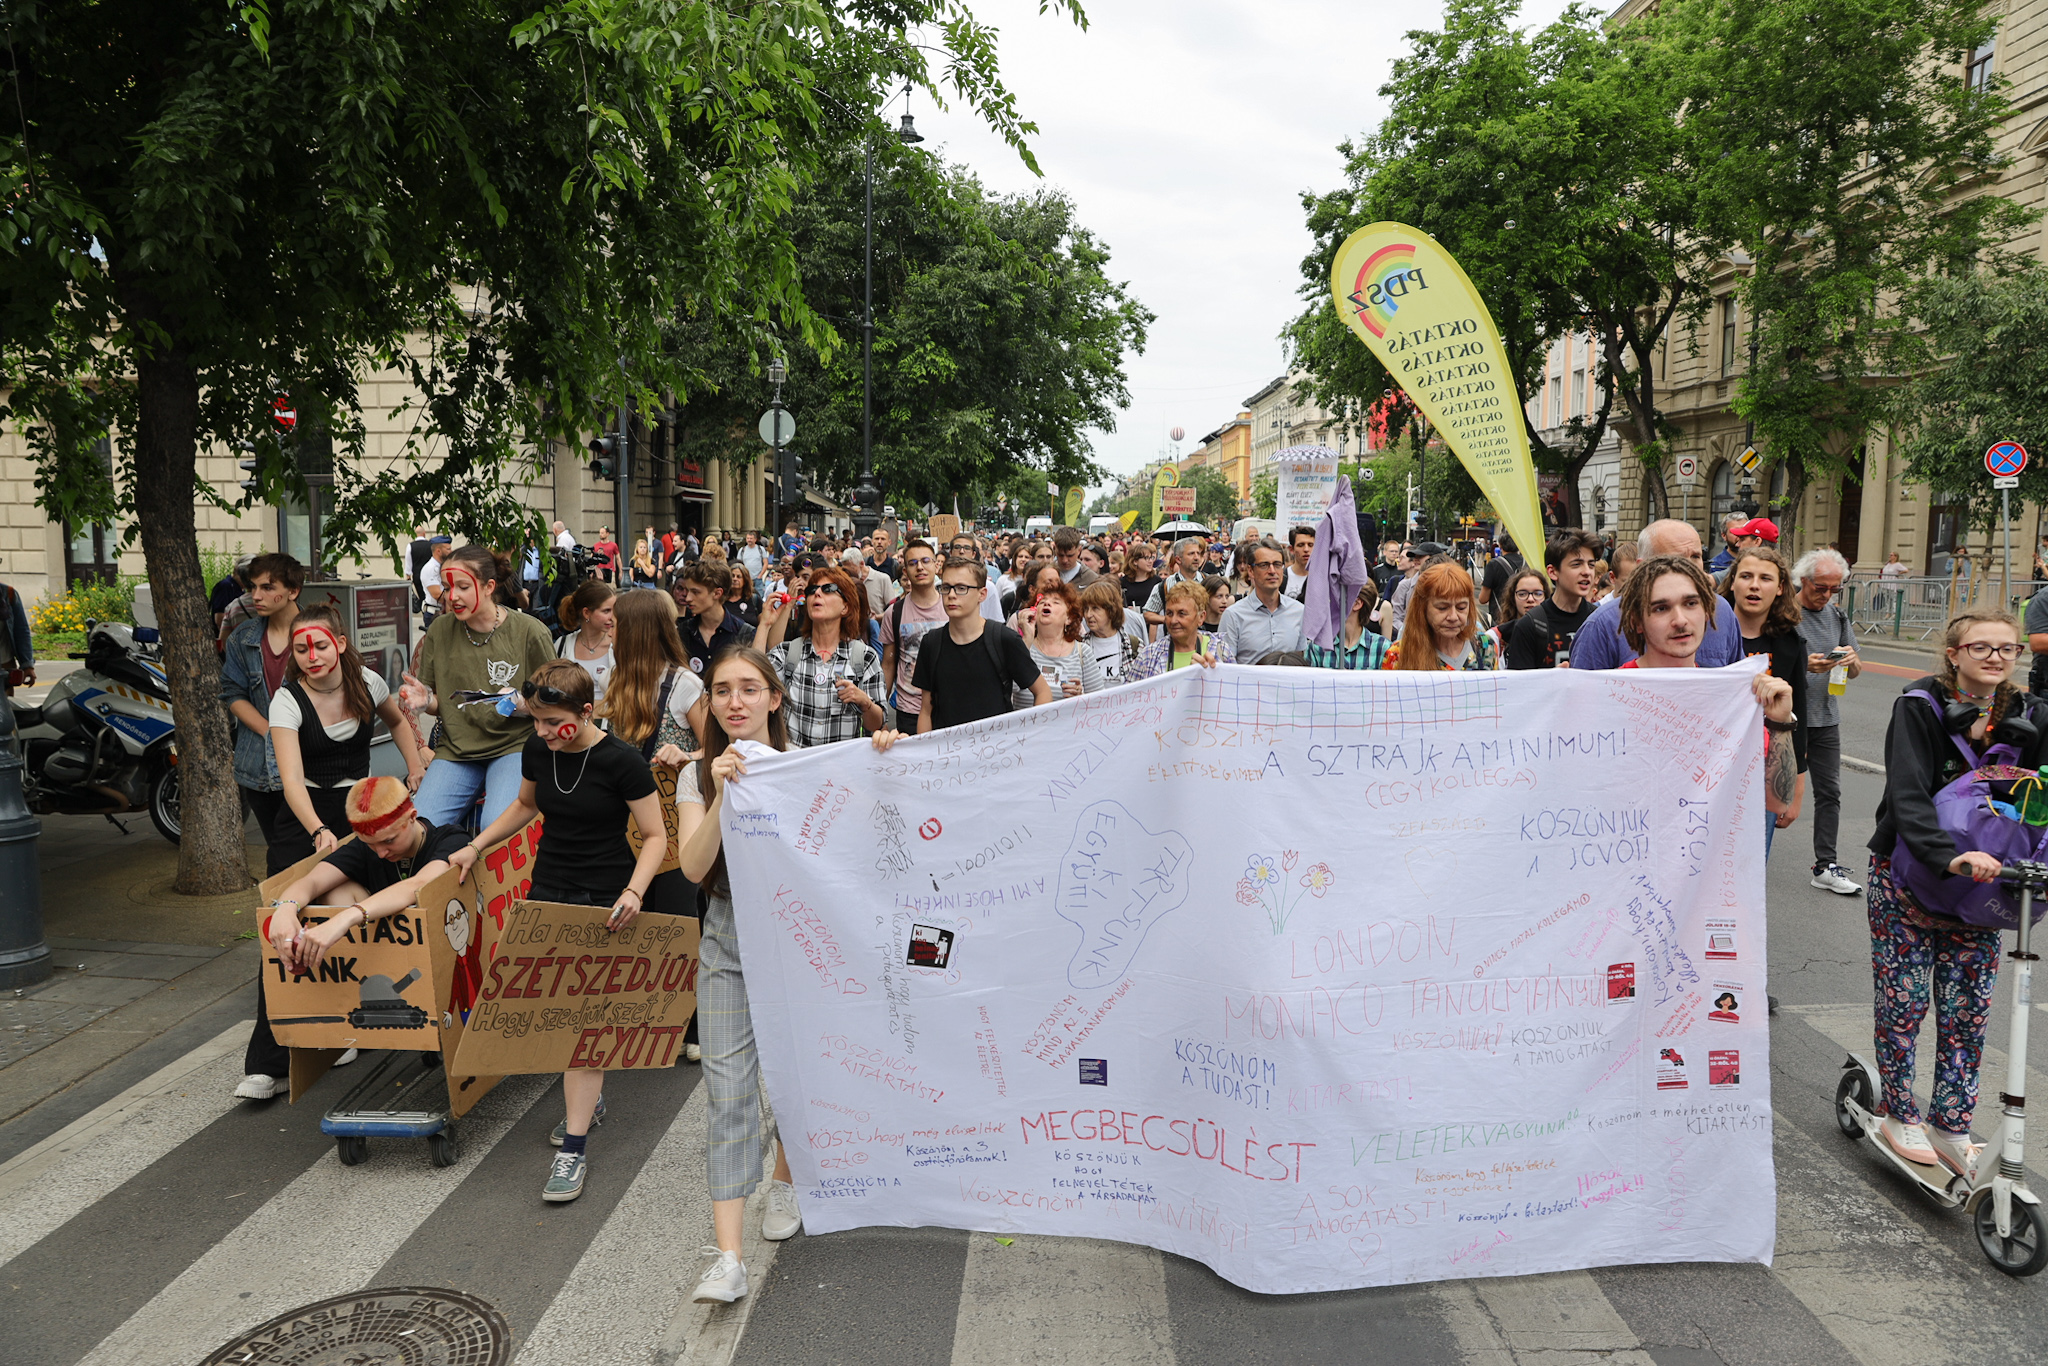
[1663,0,2030,529]
[1893,269,2048,536]
[1,0,1072,892]
[672,152,1147,516]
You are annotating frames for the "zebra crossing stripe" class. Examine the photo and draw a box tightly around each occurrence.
[74,1073,551,1366]
[0,1022,248,1265]
[949,1232,1176,1366]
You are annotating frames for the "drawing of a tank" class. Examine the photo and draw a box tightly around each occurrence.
[348,968,429,1030]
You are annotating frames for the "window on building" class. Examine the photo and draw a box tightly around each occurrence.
[1571,368,1585,417]
[1548,374,1561,422]
[1967,38,1995,93]
[64,437,120,588]
[1720,296,1739,376]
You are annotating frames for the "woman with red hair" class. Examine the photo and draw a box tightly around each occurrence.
[1383,562,1498,671]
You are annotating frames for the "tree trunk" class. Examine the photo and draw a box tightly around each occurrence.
[119,282,252,895]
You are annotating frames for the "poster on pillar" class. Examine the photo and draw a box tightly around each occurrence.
[719,664,1775,1294]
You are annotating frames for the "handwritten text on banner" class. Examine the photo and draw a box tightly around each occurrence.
[721,664,1774,1293]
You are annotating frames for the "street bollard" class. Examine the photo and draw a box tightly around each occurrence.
[0,693,49,989]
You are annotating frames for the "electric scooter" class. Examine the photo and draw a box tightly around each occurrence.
[1835,859,2047,1276]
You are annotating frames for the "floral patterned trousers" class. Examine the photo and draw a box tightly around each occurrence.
[1867,857,2003,1133]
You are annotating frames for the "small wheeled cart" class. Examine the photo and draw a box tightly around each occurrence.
[321,1050,460,1168]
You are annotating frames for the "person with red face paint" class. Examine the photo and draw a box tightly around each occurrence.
[447,659,669,1203]
[398,545,556,831]
[268,603,425,866]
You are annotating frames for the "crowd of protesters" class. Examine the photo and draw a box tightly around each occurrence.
[233,502,2048,1302]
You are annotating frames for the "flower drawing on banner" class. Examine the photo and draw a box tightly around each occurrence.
[1242,851,1326,934]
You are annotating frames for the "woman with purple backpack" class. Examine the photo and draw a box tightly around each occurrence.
[1868,608,2048,1178]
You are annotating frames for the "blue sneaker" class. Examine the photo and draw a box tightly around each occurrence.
[550,1097,605,1147]
[543,1151,587,1202]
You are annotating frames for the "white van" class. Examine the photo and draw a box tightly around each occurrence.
[1023,515,1054,536]
[1087,515,1119,538]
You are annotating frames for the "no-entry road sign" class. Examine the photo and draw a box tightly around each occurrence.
[1986,441,2028,478]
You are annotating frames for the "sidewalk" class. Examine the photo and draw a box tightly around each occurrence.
[0,811,266,1129]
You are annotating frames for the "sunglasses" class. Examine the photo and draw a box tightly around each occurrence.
[521,679,577,707]
[810,583,843,597]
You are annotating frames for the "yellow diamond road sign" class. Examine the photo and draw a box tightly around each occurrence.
[1736,444,1760,473]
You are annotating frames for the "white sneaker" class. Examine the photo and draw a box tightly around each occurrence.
[763,1179,803,1241]
[1929,1127,1984,1180]
[334,1048,359,1066]
[1811,863,1863,895]
[234,1074,285,1100]
[684,1043,702,1063]
[692,1247,748,1303]
[1881,1117,1939,1165]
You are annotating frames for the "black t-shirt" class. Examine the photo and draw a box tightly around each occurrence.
[1740,629,1809,772]
[323,822,472,896]
[1480,554,1523,611]
[1505,597,1595,670]
[680,609,749,679]
[1122,575,1155,612]
[208,576,243,617]
[911,622,1042,730]
[521,732,659,901]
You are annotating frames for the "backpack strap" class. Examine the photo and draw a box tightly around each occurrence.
[1909,689,1985,771]
[641,668,678,761]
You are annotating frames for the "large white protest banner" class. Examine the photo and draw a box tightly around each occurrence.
[721,664,1774,1293]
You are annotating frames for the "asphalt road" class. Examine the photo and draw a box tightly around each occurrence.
[2,645,2044,1366]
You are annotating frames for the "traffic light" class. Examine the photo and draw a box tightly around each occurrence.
[778,449,803,495]
[239,458,261,497]
[588,431,620,480]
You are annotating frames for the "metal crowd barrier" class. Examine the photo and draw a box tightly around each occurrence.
[1842,575,1966,641]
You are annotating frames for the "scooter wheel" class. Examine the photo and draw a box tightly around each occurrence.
[336,1136,369,1167]
[1834,1069,1874,1140]
[428,1131,460,1168]
[1975,1195,2048,1276]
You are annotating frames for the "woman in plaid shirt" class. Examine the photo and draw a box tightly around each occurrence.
[752,565,885,746]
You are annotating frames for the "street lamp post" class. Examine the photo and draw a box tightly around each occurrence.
[850,110,924,540]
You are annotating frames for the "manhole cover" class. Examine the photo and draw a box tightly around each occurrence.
[200,1286,510,1366]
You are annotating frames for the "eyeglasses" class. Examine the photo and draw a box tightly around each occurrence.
[712,684,770,701]
[811,583,842,597]
[1515,587,1547,601]
[1252,559,1286,571]
[520,679,575,707]
[936,583,979,596]
[1958,642,2023,661]
[1806,581,1843,596]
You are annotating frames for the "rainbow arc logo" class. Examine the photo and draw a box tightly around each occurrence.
[1346,243,1424,338]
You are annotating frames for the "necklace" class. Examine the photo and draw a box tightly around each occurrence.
[461,606,504,648]
[1955,684,1995,701]
[553,736,595,794]
[301,675,344,695]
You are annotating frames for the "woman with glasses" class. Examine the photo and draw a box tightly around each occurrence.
[1483,566,1548,661]
[1015,579,1105,706]
[751,565,885,745]
[448,660,669,1204]
[399,545,557,830]
[1864,610,2048,1177]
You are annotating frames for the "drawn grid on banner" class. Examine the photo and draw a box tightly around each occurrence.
[721,664,1775,1295]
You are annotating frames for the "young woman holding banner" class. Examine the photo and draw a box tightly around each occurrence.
[447,660,669,1204]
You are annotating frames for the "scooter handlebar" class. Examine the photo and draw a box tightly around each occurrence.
[1996,858,2048,892]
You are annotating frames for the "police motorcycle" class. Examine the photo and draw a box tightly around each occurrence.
[12,619,180,842]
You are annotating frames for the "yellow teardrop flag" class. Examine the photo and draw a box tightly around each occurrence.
[1064,486,1086,526]
[1118,510,1140,532]
[1330,223,1543,557]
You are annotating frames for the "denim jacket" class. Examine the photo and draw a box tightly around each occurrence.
[219,617,279,791]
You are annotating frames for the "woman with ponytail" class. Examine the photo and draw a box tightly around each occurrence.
[1867,608,2048,1177]
[398,544,556,829]
[556,578,619,703]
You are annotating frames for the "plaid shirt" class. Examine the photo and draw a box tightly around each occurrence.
[1303,634,1389,670]
[769,635,884,748]
[1125,631,1236,683]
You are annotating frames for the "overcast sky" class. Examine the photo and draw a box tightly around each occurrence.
[918,0,1576,496]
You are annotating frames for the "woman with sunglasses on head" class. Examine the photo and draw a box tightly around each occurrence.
[1723,546,1808,857]
[399,545,556,830]
[447,659,669,1203]
[1865,609,2048,1178]
[751,564,885,746]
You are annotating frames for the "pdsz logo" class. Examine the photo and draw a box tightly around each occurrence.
[1351,266,1429,313]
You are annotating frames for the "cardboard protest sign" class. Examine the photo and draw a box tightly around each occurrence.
[257,846,438,1054]
[414,814,548,1118]
[446,900,699,1077]
[626,762,682,875]
[1331,223,1544,557]
[927,513,961,546]
[722,663,1775,1294]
